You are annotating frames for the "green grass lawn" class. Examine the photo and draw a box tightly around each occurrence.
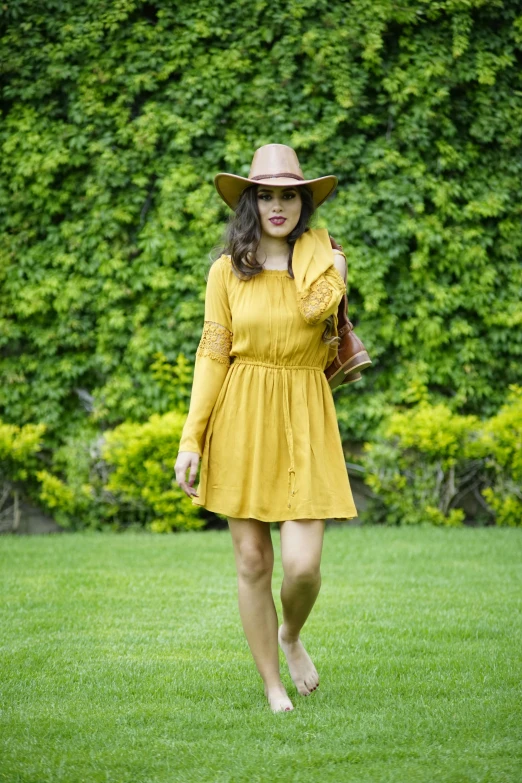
[0,525,521,783]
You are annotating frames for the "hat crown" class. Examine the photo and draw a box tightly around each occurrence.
[213,143,338,210]
[248,144,305,181]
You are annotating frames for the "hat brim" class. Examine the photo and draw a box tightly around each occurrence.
[214,173,338,211]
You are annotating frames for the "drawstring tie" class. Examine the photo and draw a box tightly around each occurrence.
[282,369,296,509]
[231,358,325,510]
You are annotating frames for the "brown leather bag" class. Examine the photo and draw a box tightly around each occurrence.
[324,237,372,390]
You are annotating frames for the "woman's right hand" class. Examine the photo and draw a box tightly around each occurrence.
[175,451,200,498]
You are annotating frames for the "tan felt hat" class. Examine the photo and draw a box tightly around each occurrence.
[214,143,338,211]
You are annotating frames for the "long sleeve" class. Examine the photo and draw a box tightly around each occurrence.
[292,228,347,325]
[296,259,346,325]
[178,257,233,456]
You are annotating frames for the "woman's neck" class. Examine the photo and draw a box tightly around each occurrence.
[256,233,291,267]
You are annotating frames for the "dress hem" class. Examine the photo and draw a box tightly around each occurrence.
[192,498,358,523]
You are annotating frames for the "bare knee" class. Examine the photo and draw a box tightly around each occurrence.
[283,560,321,587]
[236,544,273,584]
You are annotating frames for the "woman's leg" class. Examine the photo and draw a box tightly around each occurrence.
[278,518,325,696]
[227,517,294,713]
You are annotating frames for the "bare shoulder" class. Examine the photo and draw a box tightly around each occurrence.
[331,249,347,284]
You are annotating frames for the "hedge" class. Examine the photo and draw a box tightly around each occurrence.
[1,0,521,526]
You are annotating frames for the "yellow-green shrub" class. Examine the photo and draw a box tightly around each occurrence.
[362,390,522,526]
[0,420,87,529]
[1,411,207,532]
[0,421,46,483]
[475,385,522,526]
[363,404,481,526]
[102,411,204,533]
[35,470,76,514]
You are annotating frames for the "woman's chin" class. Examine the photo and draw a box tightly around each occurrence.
[263,225,293,239]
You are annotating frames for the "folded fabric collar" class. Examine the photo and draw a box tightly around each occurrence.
[292,228,335,294]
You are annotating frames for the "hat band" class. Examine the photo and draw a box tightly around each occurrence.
[250,173,305,181]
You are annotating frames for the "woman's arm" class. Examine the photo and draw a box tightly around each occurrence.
[296,249,347,326]
[177,257,233,456]
[332,249,347,284]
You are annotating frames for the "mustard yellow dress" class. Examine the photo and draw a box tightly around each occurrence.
[178,228,358,523]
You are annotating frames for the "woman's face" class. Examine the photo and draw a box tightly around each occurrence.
[256,185,302,239]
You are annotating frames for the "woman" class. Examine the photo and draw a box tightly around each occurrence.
[175,144,358,713]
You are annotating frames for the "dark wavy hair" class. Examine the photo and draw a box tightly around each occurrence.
[211,184,341,348]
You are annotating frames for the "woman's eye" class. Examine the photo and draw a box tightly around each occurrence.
[258,193,296,200]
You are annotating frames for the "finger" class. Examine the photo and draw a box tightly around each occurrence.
[174,461,189,486]
[179,481,199,499]
[188,461,199,487]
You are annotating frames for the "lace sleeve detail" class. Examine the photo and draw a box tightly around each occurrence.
[196,320,233,365]
[296,266,346,326]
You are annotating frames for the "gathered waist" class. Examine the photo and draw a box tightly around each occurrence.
[231,357,324,371]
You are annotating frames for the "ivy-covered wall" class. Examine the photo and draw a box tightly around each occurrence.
[1,0,521,452]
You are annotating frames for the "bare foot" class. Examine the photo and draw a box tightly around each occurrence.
[264,681,294,713]
[278,624,319,696]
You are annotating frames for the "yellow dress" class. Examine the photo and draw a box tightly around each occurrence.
[178,227,358,523]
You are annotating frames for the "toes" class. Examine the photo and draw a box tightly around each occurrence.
[274,700,294,712]
[266,687,295,712]
[304,673,318,692]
